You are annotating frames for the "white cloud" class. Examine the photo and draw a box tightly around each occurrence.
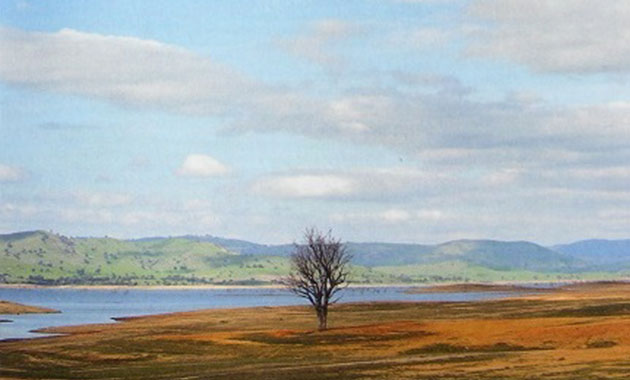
[6,26,627,168]
[331,208,446,225]
[253,174,357,198]
[244,86,630,175]
[467,0,630,73]
[415,209,445,220]
[381,209,412,223]
[176,154,230,177]
[0,26,261,115]
[252,167,453,200]
[0,164,27,182]
[73,191,133,207]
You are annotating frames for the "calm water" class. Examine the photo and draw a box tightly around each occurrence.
[1,287,522,340]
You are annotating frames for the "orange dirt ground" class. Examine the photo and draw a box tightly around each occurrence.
[1,281,630,379]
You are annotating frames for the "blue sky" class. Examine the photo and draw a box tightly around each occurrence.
[1,0,629,244]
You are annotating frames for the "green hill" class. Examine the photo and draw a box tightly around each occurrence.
[0,231,290,285]
[199,237,582,271]
[426,240,581,272]
[1,231,629,285]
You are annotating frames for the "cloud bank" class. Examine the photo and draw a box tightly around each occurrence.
[467,0,630,73]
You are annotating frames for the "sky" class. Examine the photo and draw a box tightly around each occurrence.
[0,0,629,245]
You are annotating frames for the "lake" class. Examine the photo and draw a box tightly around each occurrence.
[1,286,524,340]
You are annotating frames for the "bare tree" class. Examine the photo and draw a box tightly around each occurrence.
[281,228,351,330]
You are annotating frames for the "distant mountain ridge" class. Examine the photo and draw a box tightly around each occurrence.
[1,230,629,285]
[193,235,580,271]
[553,239,630,269]
[190,235,294,256]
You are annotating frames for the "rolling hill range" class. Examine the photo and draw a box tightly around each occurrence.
[553,239,630,270]
[1,231,629,285]
[196,236,581,270]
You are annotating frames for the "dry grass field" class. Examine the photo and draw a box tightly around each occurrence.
[2,282,630,379]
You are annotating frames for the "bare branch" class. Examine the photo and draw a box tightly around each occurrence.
[280,228,352,330]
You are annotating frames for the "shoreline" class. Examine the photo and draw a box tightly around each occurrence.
[0,300,59,314]
[0,283,418,290]
[3,282,630,379]
[1,279,628,291]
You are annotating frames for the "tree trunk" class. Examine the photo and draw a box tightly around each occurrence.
[317,306,328,331]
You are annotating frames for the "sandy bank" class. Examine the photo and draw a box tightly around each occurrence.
[0,300,59,314]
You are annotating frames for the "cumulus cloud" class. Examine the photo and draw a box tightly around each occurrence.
[176,154,230,177]
[467,0,630,73]
[237,82,630,179]
[0,26,262,115]
[0,164,27,182]
[252,174,357,199]
[0,26,326,135]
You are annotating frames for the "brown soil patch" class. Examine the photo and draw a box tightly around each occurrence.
[0,300,58,314]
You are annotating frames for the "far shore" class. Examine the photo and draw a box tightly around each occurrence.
[406,283,556,294]
[1,279,628,291]
[0,283,413,290]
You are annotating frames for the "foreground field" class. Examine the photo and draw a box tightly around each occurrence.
[1,283,630,379]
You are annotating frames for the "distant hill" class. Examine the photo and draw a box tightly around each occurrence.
[427,240,581,272]
[0,231,289,286]
[552,239,630,269]
[1,231,629,285]
[346,242,433,266]
[193,238,436,267]
[189,235,294,256]
[198,238,580,272]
